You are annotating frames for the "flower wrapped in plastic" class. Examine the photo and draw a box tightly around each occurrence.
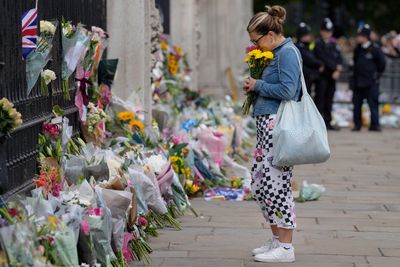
[36,216,79,266]
[0,222,41,266]
[96,186,132,254]
[91,188,117,265]
[26,20,58,95]
[61,20,90,99]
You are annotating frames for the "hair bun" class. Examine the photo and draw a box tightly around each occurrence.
[265,5,286,24]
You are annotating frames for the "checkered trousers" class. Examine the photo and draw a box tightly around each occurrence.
[251,114,296,229]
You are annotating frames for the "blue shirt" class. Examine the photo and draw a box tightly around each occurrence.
[252,38,302,117]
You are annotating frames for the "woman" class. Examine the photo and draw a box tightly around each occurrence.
[243,5,301,263]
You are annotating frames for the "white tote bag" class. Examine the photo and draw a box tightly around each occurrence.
[272,47,330,166]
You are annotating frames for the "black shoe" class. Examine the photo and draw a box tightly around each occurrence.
[369,127,382,132]
[352,127,361,132]
[327,124,340,131]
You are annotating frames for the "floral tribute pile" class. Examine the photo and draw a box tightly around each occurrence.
[0,20,257,267]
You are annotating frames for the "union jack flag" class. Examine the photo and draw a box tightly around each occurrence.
[22,8,38,59]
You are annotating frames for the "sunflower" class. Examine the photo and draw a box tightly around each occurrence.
[118,111,135,121]
[129,119,144,132]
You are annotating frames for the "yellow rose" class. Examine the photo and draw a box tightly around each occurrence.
[0,98,14,111]
[262,51,274,60]
[248,49,262,57]
[244,57,250,63]
[14,118,23,127]
[185,179,193,188]
[191,184,200,193]
[185,167,191,178]
[161,41,168,50]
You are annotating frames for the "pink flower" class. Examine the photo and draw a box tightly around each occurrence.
[246,45,258,53]
[87,207,103,217]
[213,132,224,138]
[80,220,90,236]
[265,199,273,207]
[99,85,112,105]
[51,183,62,197]
[268,120,275,130]
[253,148,263,158]
[171,136,180,145]
[123,232,134,263]
[137,216,148,228]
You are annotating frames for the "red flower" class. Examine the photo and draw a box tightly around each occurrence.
[42,123,60,138]
[8,208,19,218]
[138,216,148,227]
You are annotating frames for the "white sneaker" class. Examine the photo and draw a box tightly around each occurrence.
[252,238,280,255]
[254,246,295,263]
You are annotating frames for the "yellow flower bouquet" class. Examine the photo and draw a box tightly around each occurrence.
[242,49,274,115]
[0,98,22,136]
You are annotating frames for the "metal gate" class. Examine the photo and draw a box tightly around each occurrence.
[0,0,106,198]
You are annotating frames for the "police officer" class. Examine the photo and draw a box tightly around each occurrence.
[352,24,386,132]
[314,18,343,130]
[295,22,324,95]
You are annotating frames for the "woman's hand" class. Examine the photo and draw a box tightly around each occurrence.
[243,77,256,94]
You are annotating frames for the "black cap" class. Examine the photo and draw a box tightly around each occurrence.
[357,24,371,38]
[297,22,311,39]
[321,18,334,31]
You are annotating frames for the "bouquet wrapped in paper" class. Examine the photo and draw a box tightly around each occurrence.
[97,187,132,253]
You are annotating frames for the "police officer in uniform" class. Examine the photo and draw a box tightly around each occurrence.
[314,18,343,130]
[295,22,324,95]
[352,24,386,132]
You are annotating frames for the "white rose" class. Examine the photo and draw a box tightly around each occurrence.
[41,69,57,85]
[40,20,56,35]
[147,154,168,174]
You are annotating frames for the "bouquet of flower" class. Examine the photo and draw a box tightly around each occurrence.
[40,69,56,96]
[34,167,63,198]
[82,102,110,145]
[0,98,22,136]
[26,20,58,95]
[61,19,90,100]
[116,111,145,135]
[242,48,274,115]
[36,216,79,266]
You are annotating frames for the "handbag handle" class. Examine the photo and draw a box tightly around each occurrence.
[290,46,309,97]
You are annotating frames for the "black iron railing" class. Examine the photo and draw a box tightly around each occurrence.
[0,0,106,197]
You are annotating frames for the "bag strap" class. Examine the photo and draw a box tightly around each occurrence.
[289,46,309,97]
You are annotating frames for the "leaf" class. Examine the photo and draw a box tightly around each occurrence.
[52,105,64,116]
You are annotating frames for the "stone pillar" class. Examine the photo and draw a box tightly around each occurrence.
[197,0,252,97]
[107,0,153,126]
[170,0,200,91]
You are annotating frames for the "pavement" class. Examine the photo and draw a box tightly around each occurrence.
[140,129,400,267]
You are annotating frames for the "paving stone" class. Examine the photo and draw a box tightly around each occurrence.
[142,129,400,266]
